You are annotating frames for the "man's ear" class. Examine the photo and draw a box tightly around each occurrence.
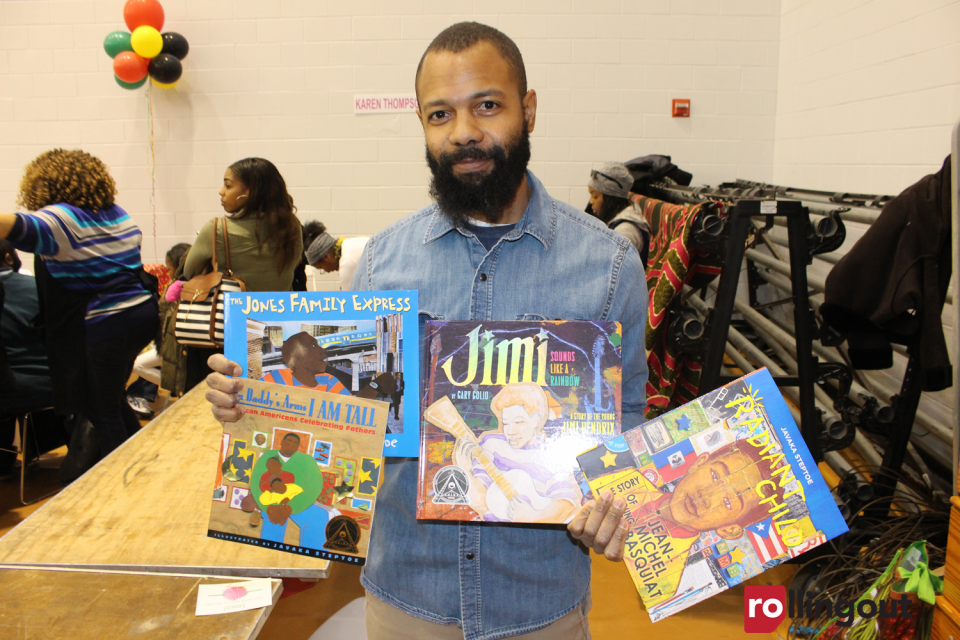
[689,452,711,471]
[522,89,537,133]
[717,524,743,540]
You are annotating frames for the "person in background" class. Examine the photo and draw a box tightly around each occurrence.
[181,158,302,390]
[127,242,192,417]
[159,243,191,398]
[291,220,327,292]
[304,221,369,291]
[0,240,61,476]
[587,161,651,266]
[0,149,159,458]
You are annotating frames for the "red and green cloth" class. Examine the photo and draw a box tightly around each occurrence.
[632,194,724,418]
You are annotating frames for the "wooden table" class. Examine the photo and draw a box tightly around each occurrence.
[0,568,281,640]
[0,386,330,578]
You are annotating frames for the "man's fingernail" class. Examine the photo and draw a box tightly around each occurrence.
[613,498,626,511]
[602,492,613,506]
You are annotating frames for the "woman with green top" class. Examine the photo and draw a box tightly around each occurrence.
[184,157,302,292]
[181,157,302,388]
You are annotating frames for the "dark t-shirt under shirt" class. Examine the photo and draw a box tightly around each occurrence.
[464,222,517,252]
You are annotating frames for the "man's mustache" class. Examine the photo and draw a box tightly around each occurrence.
[438,145,496,166]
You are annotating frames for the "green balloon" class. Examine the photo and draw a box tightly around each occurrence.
[103,31,133,58]
[115,75,147,90]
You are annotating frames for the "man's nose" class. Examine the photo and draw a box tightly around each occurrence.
[450,112,482,147]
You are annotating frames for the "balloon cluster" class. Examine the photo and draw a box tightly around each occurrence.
[103,0,188,90]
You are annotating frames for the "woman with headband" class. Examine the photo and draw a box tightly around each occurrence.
[587,161,651,266]
[304,222,369,291]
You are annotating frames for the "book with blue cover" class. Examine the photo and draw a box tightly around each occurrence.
[223,291,419,457]
[577,368,848,622]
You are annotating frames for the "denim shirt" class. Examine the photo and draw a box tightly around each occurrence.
[355,172,648,640]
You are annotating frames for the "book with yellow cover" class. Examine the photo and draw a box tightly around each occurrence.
[577,369,847,621]
[208,378,387,565]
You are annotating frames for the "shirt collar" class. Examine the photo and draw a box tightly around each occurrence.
[423,170,556,250]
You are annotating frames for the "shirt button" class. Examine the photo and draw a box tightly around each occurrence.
[466,552,475,560]
[479,273,487,282]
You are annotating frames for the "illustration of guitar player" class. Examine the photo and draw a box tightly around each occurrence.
[425,382,583,524]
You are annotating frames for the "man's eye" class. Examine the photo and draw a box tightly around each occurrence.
[711,470,719,483]
[724,497,732,510]
[479,101,497,111]
[429,111,448,121]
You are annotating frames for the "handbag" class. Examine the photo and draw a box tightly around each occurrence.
[175,217,247,348]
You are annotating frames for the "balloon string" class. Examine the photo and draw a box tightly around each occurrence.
[147,80,158,261]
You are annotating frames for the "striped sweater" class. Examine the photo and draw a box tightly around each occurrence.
[9,203,151,323]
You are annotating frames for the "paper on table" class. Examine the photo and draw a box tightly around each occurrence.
[195,578,274,616]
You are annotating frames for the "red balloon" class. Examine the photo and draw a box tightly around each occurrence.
[113,51,148,83]
[123,0,164,32]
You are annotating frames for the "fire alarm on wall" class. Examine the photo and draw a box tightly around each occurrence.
[672,99,690,117]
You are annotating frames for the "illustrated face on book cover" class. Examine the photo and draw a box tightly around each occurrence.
[577,373,849,623]
[418,320,623,525]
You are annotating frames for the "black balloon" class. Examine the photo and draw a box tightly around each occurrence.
[148,54,183,84]
[160,32,189,60]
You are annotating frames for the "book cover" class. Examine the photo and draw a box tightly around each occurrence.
[208,378,388,565]
[223,291,419,457]
[417,320,622,524]
[577,368,848,622]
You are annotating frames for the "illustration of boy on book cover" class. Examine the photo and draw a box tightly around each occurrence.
[577,369,847,621]
[417,320,622,524]
[223,291,418,457]
[208,378,388,565]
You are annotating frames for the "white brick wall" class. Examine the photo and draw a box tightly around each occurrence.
[1,0,781,286]
[773,0,960,194]
[773,0,960,441]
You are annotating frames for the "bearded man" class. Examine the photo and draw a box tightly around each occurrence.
[204,22,648,640]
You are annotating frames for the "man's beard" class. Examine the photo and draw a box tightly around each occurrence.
[426,120,531,225]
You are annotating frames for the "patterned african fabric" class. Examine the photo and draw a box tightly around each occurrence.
[632,194,724,418]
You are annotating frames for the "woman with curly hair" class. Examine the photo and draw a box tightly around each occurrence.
[0,148,159,460]
[181,158,302,388]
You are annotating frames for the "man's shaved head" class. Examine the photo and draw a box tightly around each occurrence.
[415,22,527,100]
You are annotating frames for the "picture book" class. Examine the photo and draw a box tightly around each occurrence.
[417,320,622,524]
[223,291,419,457]
[208,378,388,565]
[577,368,848,622]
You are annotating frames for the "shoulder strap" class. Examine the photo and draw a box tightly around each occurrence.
[210,218,219,273]
[221,217,234,276]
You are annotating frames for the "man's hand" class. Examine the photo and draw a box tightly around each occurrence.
[265,503,292,525]
[452,439,478,468]
[205,354,245,423]
[567,491,629,562]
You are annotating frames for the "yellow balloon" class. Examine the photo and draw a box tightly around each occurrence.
[131,25,163,59]
[152,78,177,89]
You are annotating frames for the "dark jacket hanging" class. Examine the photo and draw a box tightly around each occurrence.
[821,156,953,392]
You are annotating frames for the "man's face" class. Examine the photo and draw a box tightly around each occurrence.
[417,42,537,223]
[279,435,299,457]
[667,448,763,534]
[501,404,541,449]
